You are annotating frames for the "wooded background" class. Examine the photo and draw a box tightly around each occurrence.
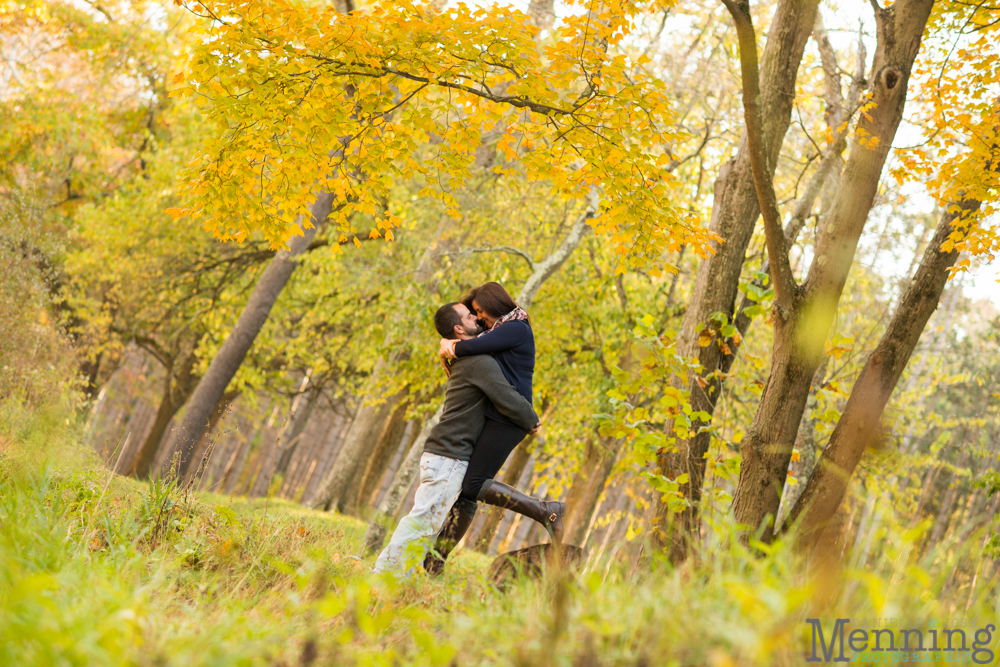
[2,0,999,579]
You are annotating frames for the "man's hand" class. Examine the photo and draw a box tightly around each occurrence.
[439,338,459,360]
[439,355,451,377]
[529,420,542,435]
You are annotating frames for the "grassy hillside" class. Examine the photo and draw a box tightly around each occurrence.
[2,405,997,666]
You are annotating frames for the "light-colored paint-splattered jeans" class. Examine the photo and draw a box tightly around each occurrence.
[372,452,468,577]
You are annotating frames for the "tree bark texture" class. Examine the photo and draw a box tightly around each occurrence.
[127,348,199,479]
[309,378,407,513]
[653,0,820,557]
[273,385,318,478]
[787,199,980,552]
[362,404,443,553]
[563,434,623,546]
[357,398,410,508]
[774,356,828,530]
[730,0,935,541]
[185,388,240,484]
[172,193,334,479]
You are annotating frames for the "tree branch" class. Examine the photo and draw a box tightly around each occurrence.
[516,187,600,308]
[462,245,536,270]
[720,0,797,319]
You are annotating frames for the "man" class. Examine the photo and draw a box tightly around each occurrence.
[372,301,540,576]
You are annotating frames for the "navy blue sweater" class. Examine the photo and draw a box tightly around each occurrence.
[454,319,535,425]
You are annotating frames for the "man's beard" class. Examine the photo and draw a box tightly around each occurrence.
[462,322,485,336]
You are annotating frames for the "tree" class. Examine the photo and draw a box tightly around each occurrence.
[166,0,717,478]
[721,0,935,539]
[788,197,984,553]
[1,0,197,396]
[786,0,1000,547]
[650,0,822,559]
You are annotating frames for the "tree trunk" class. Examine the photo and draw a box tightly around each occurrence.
[274,375,318,476]
[309,383,407,513]
[357,399,410,509]
[187,388,240,486]
[929,450,971,549]
[563,434,623,546]
[248,377,315,498]
[172,193,334,478]
[787,200,981,551]
[301,407,353,505]
[126,386,179,478]
[126,349,199,479]
[774,356,828,530]
[362,404,443,553]
[653,0,820,558]
[910,464,944,527]
[730,0,935,541]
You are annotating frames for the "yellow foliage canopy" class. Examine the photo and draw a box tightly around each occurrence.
[894,1,1000,268]
[170,0,717,273]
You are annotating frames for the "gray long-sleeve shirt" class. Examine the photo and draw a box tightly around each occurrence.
[422,354,539,462]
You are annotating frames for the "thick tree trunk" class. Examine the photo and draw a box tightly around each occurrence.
[563,434,622,546]
[309,383,407,513]
[652,0,820,557]
[172,193,334,479]
[357,399,410,508]
[730,0,935,541]
[774,356,828,530]
[126,350,198,479]
[362,404,443,553]
[787,200,980,551]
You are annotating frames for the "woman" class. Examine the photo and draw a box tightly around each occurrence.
[424,282,565,574]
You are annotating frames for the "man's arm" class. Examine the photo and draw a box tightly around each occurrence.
[466,357,539,431]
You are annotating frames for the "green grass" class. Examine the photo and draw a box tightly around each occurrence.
[2,405,998,666]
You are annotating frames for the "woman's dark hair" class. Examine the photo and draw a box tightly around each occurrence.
[461,282,528,324]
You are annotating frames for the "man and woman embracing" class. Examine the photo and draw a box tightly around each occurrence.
[373,281,564,577]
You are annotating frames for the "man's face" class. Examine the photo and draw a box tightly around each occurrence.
[453,303,483,337]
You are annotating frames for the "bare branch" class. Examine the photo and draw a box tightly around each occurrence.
[462,245,536,270]
[720,0,796,318]
[516,187,600,308]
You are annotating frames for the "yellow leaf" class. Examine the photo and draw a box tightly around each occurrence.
[353,236,362,248]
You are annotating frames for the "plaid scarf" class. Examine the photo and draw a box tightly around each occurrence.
[479,306,529,337]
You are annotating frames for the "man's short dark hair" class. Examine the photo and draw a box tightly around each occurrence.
[434,302,463,339]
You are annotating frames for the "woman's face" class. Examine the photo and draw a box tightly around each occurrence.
[471,299,496,328]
